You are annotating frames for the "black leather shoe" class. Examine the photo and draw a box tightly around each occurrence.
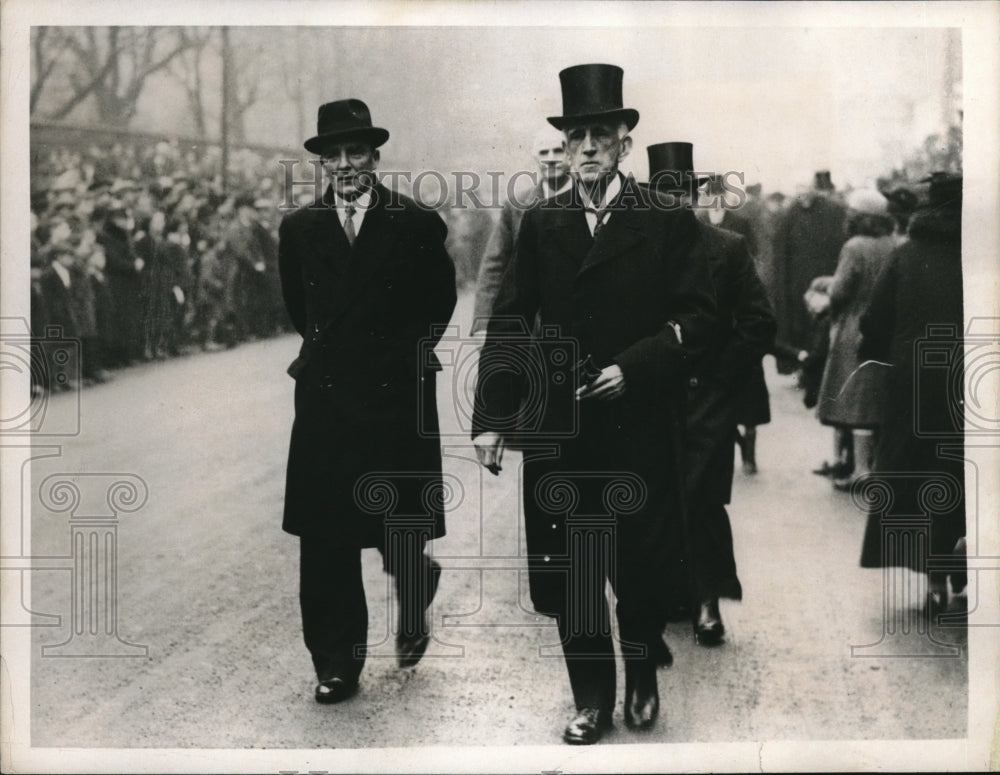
[624,659,659,730]
[314,676,358,704]
[650,636,674,668]
[694,599,725,646]
[396,558,442,668]
[562,707,612,745]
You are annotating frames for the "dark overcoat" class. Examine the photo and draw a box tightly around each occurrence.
[40,263,97,339]
[98,221,144,361]
[773,194,846,352]
[858,205,965,572]
[278,184,457,545]
[473,177,716,617]
[685,221,776,506]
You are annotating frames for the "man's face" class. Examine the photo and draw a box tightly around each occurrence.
[534,139,568,187]
[320,141,379,200]
[564,121,630,187]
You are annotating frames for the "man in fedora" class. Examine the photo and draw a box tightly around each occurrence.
[645,142,775,648]
[473,65,716,744]
[278,98,457,704]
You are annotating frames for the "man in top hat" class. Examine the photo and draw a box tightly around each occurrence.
[772,168,847,373]
[471,124,572,335]
[645,142,775,648]
[278,98,457,704]
[473,65,716,744]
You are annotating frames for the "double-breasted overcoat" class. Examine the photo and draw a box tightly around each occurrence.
[279,184,457,547]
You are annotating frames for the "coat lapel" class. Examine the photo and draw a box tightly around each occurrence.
[310,183,398,327]
[576,176,649,277]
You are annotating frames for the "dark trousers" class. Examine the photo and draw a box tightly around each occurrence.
[555,524,661,713]
[299,530,432,684]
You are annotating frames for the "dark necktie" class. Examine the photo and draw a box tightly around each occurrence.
[343,204,357,246]
[586,207,609,237]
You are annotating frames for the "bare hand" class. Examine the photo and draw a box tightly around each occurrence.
[576,364,625,401]
[473,431,505,475]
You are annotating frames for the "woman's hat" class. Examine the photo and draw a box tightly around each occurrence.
[846,188,889,216]
[304,99,389,155]
[547,64,639,132]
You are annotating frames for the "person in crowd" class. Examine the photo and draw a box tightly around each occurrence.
[474,65,716,744]
[158,214,194,357]
[696,173,772,474]
[772,170,847,374]
[471,124,572,335]
[223,193,271,343]
[858,172,966,614]
[39,239,106,386]
[86,240,117,379]
[881,184,920,246]
[815,189,897,490]
[253,198,288,335]
[645,142,775,646]
[98,203,145,367]
[698,174,759,256]
[278,98,457,706]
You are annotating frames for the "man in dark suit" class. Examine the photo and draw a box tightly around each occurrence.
[473,65,716,744]
[470,125,571,335]
[278,99,457,704]
[645,143,776,646]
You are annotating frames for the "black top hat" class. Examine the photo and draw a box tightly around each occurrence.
[921,171,962,207]
[813,170,835,191]
[304,99,389,155]
[547,64,639,132]
[645,142,708,192]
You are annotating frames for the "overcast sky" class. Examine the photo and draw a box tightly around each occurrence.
[139,24,960,194]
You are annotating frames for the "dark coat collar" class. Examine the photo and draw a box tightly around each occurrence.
[544,174,652,276]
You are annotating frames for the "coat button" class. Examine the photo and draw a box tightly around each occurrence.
[308,279,317,287]
[551,523,557,529]
[543,555,550,563]
[689,377,699,388]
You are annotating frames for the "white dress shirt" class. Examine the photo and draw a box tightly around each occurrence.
[333,189,373,236]
[578,172,624,236]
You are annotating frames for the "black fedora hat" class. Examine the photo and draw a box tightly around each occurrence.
[547,64,639,132]
[646,142,708,192]
[304,99,389,155]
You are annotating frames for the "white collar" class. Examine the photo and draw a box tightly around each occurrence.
[578,171,624,211]
[52,261,71,287]
[333,189,373,212]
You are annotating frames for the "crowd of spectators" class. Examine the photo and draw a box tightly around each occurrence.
[30,136,296,392]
